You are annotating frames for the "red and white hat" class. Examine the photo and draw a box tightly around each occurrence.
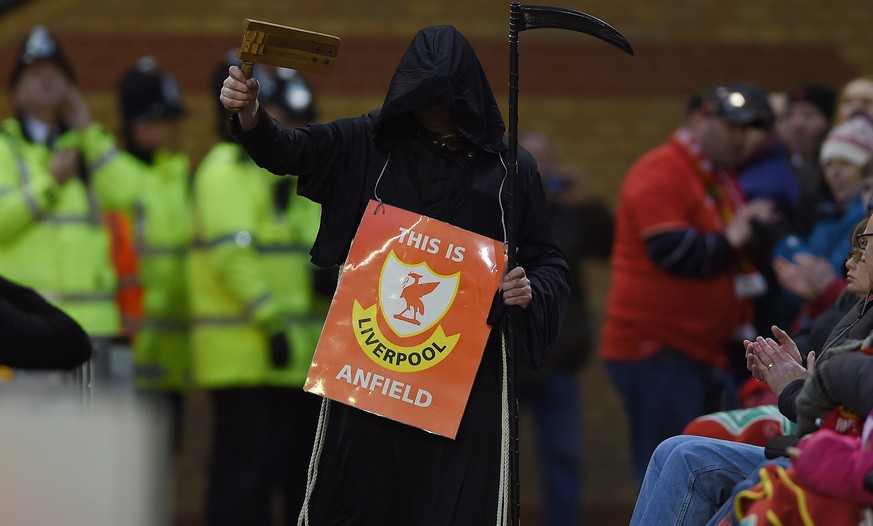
[820,114,873,167]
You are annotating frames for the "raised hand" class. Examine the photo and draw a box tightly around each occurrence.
[219,65,261,130]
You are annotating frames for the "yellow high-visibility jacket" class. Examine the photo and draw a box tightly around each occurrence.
[189,141,324,388]
[91,142,192,390]
[0,119,119,336]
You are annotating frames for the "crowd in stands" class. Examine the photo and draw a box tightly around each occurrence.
[609,78,873,524]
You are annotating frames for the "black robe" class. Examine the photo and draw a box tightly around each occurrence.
[234,25,570,525]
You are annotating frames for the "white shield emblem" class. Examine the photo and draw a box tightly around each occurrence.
[379,251,459,337]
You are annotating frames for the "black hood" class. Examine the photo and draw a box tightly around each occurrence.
[374,25,505,153]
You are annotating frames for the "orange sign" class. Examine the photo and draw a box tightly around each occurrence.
[304,200,505,438]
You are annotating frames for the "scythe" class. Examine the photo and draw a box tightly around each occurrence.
[502,3,633,524]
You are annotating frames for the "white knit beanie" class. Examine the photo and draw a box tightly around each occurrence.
[820,115,873,167]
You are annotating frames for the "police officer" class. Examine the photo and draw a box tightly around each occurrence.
[66,57,195,445]
[107,57,192,395]
[191,54,325,526]
[0,26,119,364]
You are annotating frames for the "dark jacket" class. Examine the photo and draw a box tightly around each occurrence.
[779,295,873,424]
[234,25,570,525]
[795,348,873,436]
[792,289,861,359]
[0,275,92,369]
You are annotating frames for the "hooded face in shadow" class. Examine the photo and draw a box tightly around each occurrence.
[373,25,505,154]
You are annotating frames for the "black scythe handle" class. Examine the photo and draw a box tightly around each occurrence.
[507,4,521,271]
[503,3,632,526]
[506,6,522,526]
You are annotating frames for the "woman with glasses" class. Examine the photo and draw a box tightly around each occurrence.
[688,216,872,430]
[630,212,873,525]
[771,217,873,369]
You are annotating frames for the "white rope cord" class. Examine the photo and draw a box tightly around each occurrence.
[495,152,511,526]
[297,397,332,526]
[497,152,509,249]
[496,330,510,526]
[372,153,391,209]
[297,155,390,525]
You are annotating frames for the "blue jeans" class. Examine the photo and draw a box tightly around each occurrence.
[705,456,792,526]
[518,371,581,526]
[605,350,737,485]
[630,435,767,525]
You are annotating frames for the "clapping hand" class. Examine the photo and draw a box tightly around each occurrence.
[744,325,815,395]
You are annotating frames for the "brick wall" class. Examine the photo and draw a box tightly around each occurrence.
[2,0,871,523]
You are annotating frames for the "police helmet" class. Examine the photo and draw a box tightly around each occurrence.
[260,67,317,125]
[212,50,317,137]
[9,26,76,87]
[118,57,185,124]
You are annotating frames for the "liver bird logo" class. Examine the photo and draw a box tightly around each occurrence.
[379,251,459,338]
[393,272,440,326]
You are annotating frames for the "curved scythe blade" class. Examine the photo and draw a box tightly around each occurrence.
[519,4,634,55]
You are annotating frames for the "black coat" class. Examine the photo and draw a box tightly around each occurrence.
[794,349,873,436]
[779,295,873,427]
[792,290,861,360]
[0,275,91,369]
[235,25,570,525]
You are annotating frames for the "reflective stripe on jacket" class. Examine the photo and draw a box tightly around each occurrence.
[0,118,119,336]
[189,142,323,388]
[90,145,192,390]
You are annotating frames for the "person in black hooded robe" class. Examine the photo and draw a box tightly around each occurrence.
[219,25,570,525]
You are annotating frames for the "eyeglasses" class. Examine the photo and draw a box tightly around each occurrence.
[857,232,873,250]
[849,248,864,263]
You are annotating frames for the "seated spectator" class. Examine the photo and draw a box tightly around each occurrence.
[796,216,871,342]
[711,348,873,525]
[682,215,870,447]
[788,417,873,507]
[773,113,873,293]
[632,347,873,526]
[0,274,92,369]
[628,213,873,526]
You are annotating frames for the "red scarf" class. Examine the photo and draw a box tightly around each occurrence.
[672,127,747,227]
[673,127,759,337]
